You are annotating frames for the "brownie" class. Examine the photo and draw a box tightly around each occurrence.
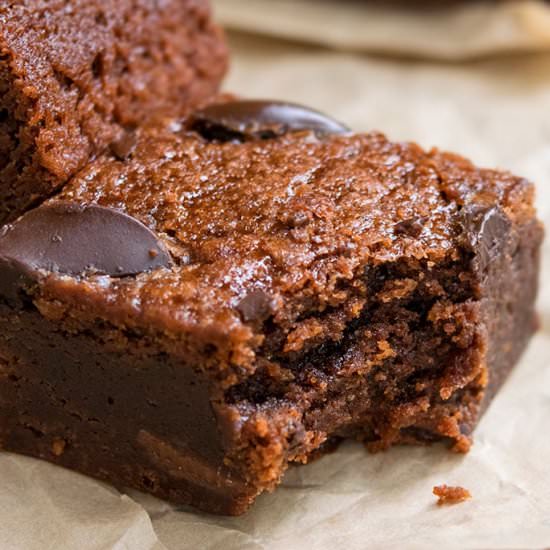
[0,101,542,515]
[0,0,227,225]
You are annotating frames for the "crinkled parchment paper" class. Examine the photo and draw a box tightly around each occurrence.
[2,17,550,550]
[212,0,550,60]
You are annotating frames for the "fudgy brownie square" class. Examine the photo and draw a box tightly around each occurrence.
[0,0,227,225]
[0,101,542,514]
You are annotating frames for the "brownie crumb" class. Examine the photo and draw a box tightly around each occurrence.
[51,438,66,457]
[433,484,471,505]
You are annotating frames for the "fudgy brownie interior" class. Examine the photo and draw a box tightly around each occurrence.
[0,102,542,514]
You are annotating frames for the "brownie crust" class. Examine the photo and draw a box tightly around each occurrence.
[0,103,543,514]
[0,0,228,224]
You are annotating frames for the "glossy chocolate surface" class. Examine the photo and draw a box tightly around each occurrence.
[0,202,171,283]
[190,100,350,142]
[461,206,512,273]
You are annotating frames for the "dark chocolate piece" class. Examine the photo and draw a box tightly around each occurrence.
[237,290,274,323]
[461,206,512,273]
[0,202,171,281]
[110,132,138,161]
[394,217,425,238]
[190,100,349,142]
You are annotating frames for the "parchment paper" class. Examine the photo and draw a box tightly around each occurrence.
[212,0,550,60]
[3,17,550,550]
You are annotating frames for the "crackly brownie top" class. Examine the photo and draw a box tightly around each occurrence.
[0,101,534,367]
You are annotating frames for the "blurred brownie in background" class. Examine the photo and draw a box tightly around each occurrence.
[0,0,228,224]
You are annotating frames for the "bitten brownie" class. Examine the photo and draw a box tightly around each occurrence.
[0,101,542,515]
[0,0,227,225]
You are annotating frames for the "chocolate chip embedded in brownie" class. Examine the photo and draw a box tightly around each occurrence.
[0,0,228,225]
[0,101,542,515]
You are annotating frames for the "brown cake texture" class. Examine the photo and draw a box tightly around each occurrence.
[0,0,228,225]
[0,101,542,515]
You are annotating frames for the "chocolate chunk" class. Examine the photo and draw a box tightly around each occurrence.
[110,131,137,160]
[0,202,171,291]
[0,259,35,306]
[394,217,425,238]
[190,100,349,143]
[460,206,511,273]
[236,290,274,322]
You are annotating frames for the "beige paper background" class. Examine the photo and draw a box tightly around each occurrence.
[212,0,550,60]
[3,6,550,549]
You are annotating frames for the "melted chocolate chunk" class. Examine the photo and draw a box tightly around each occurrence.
[0,202,171,293]
[110,131,138,160]
[236,290,274,323]
[460,206,511,273]
[190,100,349,143]
[394,217,425,238]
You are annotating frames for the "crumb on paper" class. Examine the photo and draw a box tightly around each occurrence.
[433,484,471,506]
